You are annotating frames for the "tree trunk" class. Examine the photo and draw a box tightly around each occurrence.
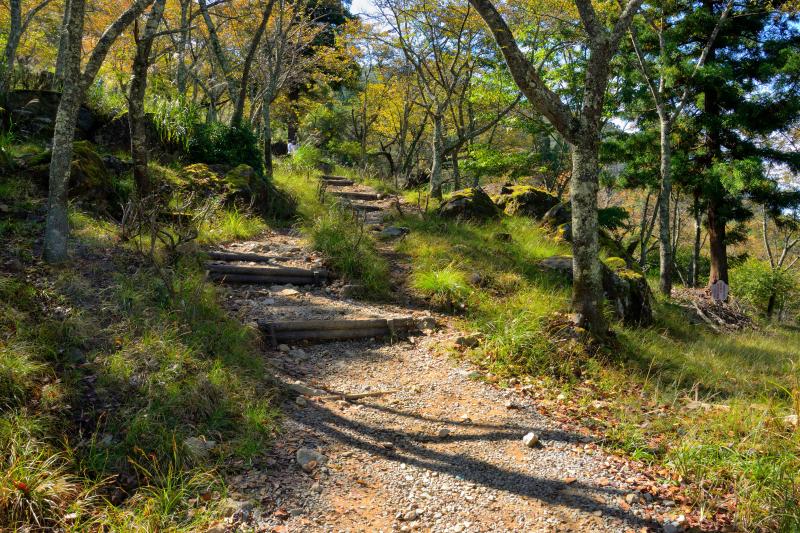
[451,148,461,190]
[707,199,728,286]
[690,192,701,287]
[197,0,239,114]
[658,115,673,296]
[571,141,606,335]
[766,291,776,318]
[176,0,190,94]
[44,0,86,263]
[429,114,445,199]
[128,0,166,197]
[53,0,72,89]
[231,2,273,126]
[1,0,23,95]
[262,96,273,180]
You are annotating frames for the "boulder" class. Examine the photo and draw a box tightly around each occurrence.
[23,141,118,211]
[438,188,500,220]
[493,185,559,218]
[542,202,571,228]
[539,255,653,326]
[224,164,260,193]
[7,90,96,140]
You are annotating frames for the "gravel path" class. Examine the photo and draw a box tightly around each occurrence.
[210,186,683,533]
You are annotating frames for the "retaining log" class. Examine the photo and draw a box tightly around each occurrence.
[207,263,327,278]
[321,178,354,186]
[259,317,416,345]
[209,273,322,285]
[331,191,381,201]
[206,251,290,263]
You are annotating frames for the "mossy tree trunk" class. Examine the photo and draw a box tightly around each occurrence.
[44,0,156,262]
[44,0,86,263]
[571,141,607,332]
[469,0,644,335]
[129,0,166,197]
[429,113,445,200]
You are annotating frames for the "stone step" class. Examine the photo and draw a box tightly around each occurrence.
[258,317,417,345]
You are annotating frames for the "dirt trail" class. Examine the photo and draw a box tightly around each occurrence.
[210,184,680,533]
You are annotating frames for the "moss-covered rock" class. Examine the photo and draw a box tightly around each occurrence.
[492,185,559,218]
[540,255,653,326]
[542,202,571,228]
[24,141,118,211]
[438,188,500,220]
[224,164,259,192]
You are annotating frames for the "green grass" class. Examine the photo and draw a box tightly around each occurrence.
[0,173,281,529]
[273,162,391,298]
[392,205,800,530]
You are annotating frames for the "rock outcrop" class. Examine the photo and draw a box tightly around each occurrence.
[438,188,500,220]
[539,255,653,326]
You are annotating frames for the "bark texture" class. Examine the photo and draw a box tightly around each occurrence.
[44,0,86,263]
[129,0,167,197]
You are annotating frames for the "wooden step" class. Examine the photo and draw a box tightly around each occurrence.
[321,175,350,181]
[331,191,381,201]
[206,250,290,263]
[207,263,327,285]
[321,178,355,186]
[258,317,417,345]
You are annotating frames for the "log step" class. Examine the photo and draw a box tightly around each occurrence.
[258,317,417,345]
[322,178,355,186]
[331,191,381,201]
[207,263,327,285]
[321,175,350,181]
[207,250,290,263]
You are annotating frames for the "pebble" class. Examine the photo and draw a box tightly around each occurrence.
[277,344,290,352]
[437,428,451,438]
[522,432,540,448]
[296,448,327,473]
[295,396,308,407]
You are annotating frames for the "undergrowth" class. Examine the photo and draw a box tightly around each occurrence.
[0,171,278,529]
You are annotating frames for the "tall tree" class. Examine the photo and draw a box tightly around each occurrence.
[44,0,157,263]
[469,0,644,335]
[128,0,167,197]
[1,0,55,94]
[625,0,733,296]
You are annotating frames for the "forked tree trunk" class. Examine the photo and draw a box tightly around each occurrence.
[44,0,86,263]
[571,141,606,332]
[129,0,167,197]
[657,115,673,296]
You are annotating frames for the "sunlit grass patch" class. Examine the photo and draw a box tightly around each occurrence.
[411,265,471,309]
[198,208,267,243]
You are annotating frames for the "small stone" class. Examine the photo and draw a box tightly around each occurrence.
[311,482,322,493]
[278,288,300,296]
[522,432,540,448]
[380,226,410,239]
[295,396,308,407]
[403,509,419,521]
[625,493,640,505]
[183,436,216,459]
[296,448,328,473]
[662,523,681,533]
[277,344,290,352]
[341,284,364,298]
[662,499,676,507]
[289,348,307,358]
[380,441,395,449]
[505,400,519,409]
[455,335,480,348]
[437,428,451,438]
[592,510,603,516]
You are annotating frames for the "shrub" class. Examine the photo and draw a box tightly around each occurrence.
[730,258,797,317]
[149,95,201,150]
[188,122,262,173]
[291,144,324,172]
